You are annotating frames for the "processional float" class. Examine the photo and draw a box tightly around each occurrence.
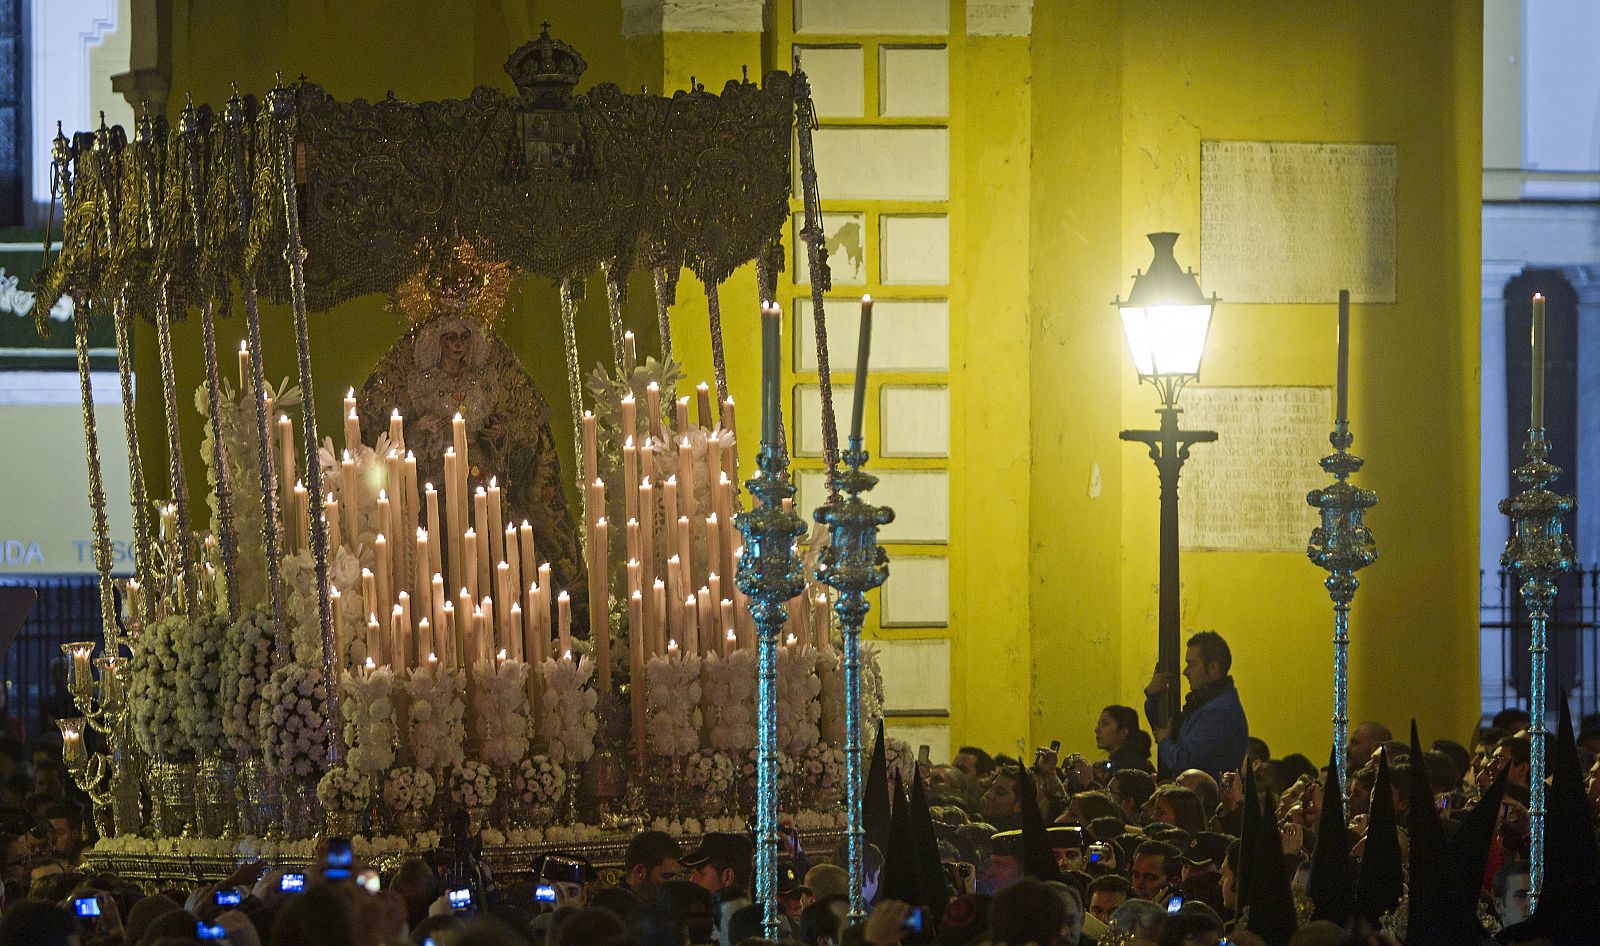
[36,31,898,911]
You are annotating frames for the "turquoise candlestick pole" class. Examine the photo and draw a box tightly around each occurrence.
[815,436,892,920]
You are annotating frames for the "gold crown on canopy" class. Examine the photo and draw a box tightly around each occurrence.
[392,237,513,329]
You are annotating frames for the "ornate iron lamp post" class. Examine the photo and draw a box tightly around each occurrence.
[1306,291,1378,793]
[815,297,893,921]
[1116,233,1218,730]
[1499,293,1574,907]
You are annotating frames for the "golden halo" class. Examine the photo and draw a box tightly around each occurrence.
[392,237,513,329]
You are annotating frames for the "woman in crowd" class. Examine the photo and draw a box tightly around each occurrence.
[1094,705,1154,773]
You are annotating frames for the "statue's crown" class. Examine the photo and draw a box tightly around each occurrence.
[394,238,512,329]
[504,23,587,109]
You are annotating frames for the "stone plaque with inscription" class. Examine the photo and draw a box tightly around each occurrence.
[1200,140,1397,304]
[1177,386,1332,553]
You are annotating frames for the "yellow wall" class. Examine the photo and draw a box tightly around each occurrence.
[138,0,1483,760]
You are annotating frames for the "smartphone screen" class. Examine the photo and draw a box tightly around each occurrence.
[1166,895,1184,914]
[448,887,473,911]
[214,888,241,906]
[196,922,228,940]
[902,907,924,932]
[73,896,100,917]
[325,837,353,880]
[280,873,305,892]
[535,883,557,902]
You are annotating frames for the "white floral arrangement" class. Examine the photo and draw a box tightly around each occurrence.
[740,748,800,792]
[382,766,437,813]
[645,649,702,756]
[316,764,373,814]
[540,654,598,765]
[282,546,370,669]
[860,642,885,739]
[884,737,916,786]
[815,649,846,746]
[776,642,822,755]
[472,658,531,768]
[221,608,277,756]
[449,760,498,808]
[684,748,736,796]
[514,755,566,810]
[407,662,466,772]
[129,614,191,759]
[802,743,847,802]
[175,611,230,754]
[258,661,329,779]
[701,649,756,751]
[341,665,398,776]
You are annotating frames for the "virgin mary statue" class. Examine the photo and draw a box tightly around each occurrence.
[359,240,587,618]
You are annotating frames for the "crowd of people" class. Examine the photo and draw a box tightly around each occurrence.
[0,631,1598,946]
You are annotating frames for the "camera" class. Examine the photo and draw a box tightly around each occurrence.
[214,888,241,907]
[196,921,229,940]
[448,887,474,912]
[1166,895,1184,914]
[73,896,100,918]
[902,907,924,932]
[535,883,558,903]
[1087,841,1113,864]
[280,873,305,893]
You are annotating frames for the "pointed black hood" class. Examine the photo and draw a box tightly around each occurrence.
[1241,763,1298,946]
[1404,720,1485,945]
[1355,747,1404,927]
[909,765,950,920]
[1237,760,1259,918]
[880,772,922,906]
[864,721,891,859]
[1307,746,1354,925]
[1016,764,1062,883]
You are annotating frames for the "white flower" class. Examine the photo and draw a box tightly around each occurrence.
[645,649,702,756]
[383,767,437,812]
[702,649,756,751]
[471,659,531,768]
[259,662,329,779]
[540,654,598,765]
[317,764,373,814]
[449,761,499,808]
[129,615,193,758]
[341,665,398,777]
[407,663,466,771]
[513,755,567,808]
[776,642,822,755]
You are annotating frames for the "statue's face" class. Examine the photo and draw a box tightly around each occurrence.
[440,326,473,370]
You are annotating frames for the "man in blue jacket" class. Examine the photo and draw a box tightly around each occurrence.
[1143,631,1249,780]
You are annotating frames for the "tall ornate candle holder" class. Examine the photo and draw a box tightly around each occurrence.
[1306,291,1377,792]
[59,642,141,837]
[815,438,893,920]
[735,443,807,940]
[1499,427,1574,904]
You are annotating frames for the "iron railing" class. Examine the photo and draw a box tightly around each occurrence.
[1480,566,1600,723]
[0,575,105,743]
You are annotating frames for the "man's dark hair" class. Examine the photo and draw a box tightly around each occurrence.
[798,897,846,946]
[988,877,1065,946]
[0,900,76,946]
[1474,726,1508,751]
[1155,911,1223,946]
[626,830,683,871]
[1087,873,1132,897]
[1069,790,1120,824]
[1223,838,1241,873]
[726,903,763,946]
[1421,750,1459,795]
[591,885,643,922]
[1132,839,1181,878]
[1108,770,1156,808]
[1431,740,1471,784]
[1087,816,1125,842]
[1277,754,1318,786]
[1499,734,1531,767]
[1492,707,1532,733]
[1185,631,1231,674]
[629,903,687,946]
[39,801,79,828]
[1388,763,1412,808]
[1245,737,1271,763]
[1492,859,1531,904]
[956,746,995,776]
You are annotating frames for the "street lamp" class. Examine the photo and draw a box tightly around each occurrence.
[1117,232,1218,734]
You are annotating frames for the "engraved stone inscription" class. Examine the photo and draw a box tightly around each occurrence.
[1177,386,1332,552]
[1200,140,1397,303]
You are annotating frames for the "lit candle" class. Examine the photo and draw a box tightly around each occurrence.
[662,476,679,560]
[721,396,737,439]
[367,612,382,666]
[473,489,491,595]
[761,303,783,445]
[458,587,475,669]
[621,393,638,444]
[1531,292,1546,429]
[340,450,359,552]
[504,523,520,593]
[508,604,523,662]
[426,484,444,579]
[324,493,342,555]
[592,517,612,692]
[706,514,721,587]
[677,516,693,591]
[443,449,463,592]
[582,412,598,487]
[238,341,251,391]
[496,562,512,651]
[479,596,495,662]
[416,528,433,619]
[696,383,713,430]
[330,585,345,667]
[389,409,405,452]
[646,382,663,441]
[696,587,714,655]
[441,601,456,666]
[557,591,572,656]
[418,616,433,667]
[487,478,503,568]
[343,388,361,455]
[652,580,668,656]
[463,528,479,602]
[519,521,537,582]
[623,331,637,372]
[682,594,700,655]
[374,533,391,621]
[850,294,873,443]
[524,582,543,665]
[623,437,639,526]
[675,397,690,433]
[678,438,696,519]
[293,480,309,553]
[721,602,736,656]
[452,412,468,478]
[279,415,297,542]
[812,592,832,654]
[390,606,404,669]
